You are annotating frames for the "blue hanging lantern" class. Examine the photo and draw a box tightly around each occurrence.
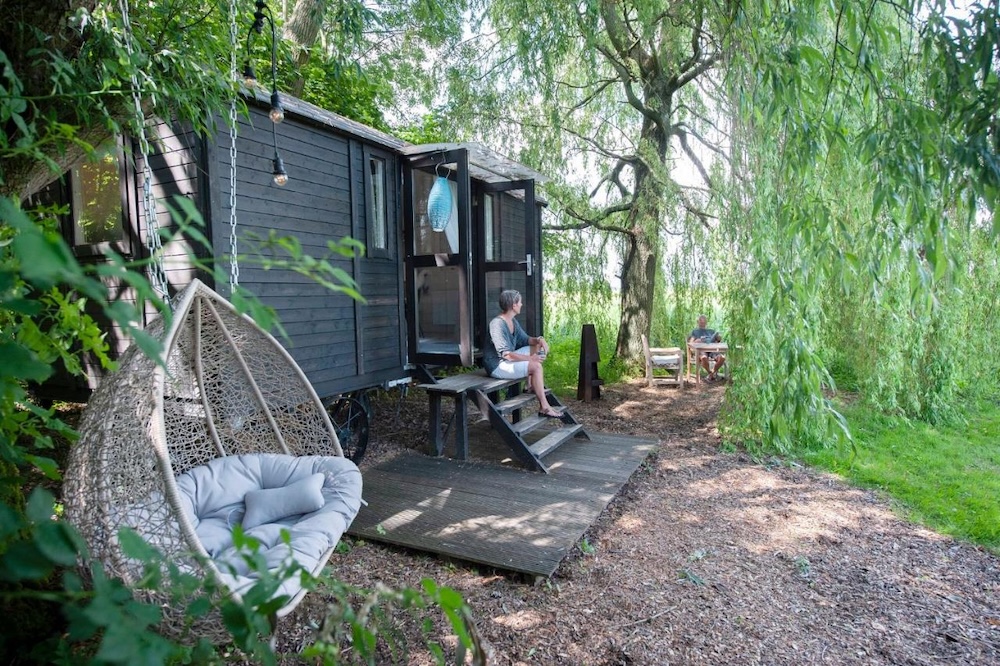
[426,164,451,233]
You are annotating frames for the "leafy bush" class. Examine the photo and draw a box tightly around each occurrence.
[1,489,485,664]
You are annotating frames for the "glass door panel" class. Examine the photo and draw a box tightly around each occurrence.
[404,148,473,367]
[478,180,540,343]
[414,265,462,355]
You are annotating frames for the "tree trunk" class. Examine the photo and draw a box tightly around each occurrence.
[282,0,327,97]
[614,117,668,364]
[615,225,658,363]
[0,0,102,201]
[3,126,116,203]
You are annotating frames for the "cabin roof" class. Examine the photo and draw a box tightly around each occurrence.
[276,94,408,151]
[251,91,547,186]
[399,143,548,185]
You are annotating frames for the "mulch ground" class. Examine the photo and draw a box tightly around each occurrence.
[279,380,1000,665]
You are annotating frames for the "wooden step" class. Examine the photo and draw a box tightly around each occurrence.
[512,414,549,435]
[495,392,537,415]
[529,424,585,459]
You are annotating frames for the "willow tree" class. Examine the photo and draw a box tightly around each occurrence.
[716,0,999,450]
[432,0,998,450]
[437,0,728,363]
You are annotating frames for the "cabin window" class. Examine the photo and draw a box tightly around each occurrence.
[483,193,496,261]
[31,137,130,256]
[70,140,126,246]
[367,154,389,257]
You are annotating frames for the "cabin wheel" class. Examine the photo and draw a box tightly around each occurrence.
[326,395,370,464]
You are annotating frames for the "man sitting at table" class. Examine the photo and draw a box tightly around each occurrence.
[688,315,726,381]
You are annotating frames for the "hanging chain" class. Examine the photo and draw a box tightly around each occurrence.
[228,0,240,294]
[118,0,170,307]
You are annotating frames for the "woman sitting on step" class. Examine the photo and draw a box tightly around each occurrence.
[482,289,563,418]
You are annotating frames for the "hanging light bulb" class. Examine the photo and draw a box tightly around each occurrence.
[269,91,284,123]
[272,155,288,186]
[242,62,257,86]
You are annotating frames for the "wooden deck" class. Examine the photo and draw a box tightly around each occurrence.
[346,430,657,577]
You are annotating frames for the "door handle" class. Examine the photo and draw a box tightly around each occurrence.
[518,254,533,276]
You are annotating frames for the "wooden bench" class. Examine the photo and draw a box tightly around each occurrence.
[417,372,524,459]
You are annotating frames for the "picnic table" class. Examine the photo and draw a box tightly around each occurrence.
[687,342,729,384]
[417,373,524,459]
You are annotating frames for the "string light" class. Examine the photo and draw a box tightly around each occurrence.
[272,155,288,186]
[244,0,289,183]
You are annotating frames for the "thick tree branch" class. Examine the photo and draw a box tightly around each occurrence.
[602,0,650,68]
[595,0,666,125]
[593,42,662,124]
[574,79,619,112]
[548,203,634,235]
[675,51,722,88]
[591,159,634,200]
[673,122,728,161]
[674,3,705,77]
[561,123,637,163]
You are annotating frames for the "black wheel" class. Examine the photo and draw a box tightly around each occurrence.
[327,396,370,464]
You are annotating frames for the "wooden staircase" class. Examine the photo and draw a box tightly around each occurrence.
[418,371,589,473]
[476,383,588,473]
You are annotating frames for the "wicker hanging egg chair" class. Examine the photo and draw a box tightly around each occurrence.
[63,279,362,640]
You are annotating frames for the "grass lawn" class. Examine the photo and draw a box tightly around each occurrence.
[801,400,1000,554]
[545,335,629,397]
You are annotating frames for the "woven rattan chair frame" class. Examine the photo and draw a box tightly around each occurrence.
[64,279,344,640]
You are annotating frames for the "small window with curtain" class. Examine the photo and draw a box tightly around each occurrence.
[367,154,389,256]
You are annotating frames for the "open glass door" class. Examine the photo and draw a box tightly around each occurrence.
[477,180,541,346]
[403,148,474,366]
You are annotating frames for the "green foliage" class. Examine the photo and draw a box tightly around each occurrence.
[306,577,484,665]
[802,401,1000,553]
[1,489,486,664]
[294,57,390,131]
[542,285,625,394]
[394,113,450,146]
[306,0,472,131]
[714,0,1000,453]
[1,2,481,662]
[1,197,164,494]
[793,555,811,579]
[677,569,706,586]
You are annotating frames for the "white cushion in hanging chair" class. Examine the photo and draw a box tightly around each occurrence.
[175,453,361,600]
[63,279,362,641]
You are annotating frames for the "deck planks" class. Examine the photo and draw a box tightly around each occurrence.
[347,431,657,576]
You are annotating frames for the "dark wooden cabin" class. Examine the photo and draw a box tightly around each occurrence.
[32,93,547,404]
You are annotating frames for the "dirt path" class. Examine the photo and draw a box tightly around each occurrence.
[285,380,1000,665]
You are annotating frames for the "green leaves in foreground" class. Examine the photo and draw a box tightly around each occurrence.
[1,488,484,664]
[305,576,487,665]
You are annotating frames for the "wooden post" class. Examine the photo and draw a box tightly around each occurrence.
[577,324,603,401]
[428,393,444,456]
[454,393,469,460]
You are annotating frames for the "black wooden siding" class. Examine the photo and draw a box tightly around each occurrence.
[206,104,407,400]
[40,97,410,403]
